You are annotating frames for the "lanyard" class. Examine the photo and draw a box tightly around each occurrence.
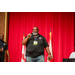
[35,37,37,40]
[34,35,39,40]
[0,41,3,47]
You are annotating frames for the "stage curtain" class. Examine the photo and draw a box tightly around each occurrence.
[8,12,74,62]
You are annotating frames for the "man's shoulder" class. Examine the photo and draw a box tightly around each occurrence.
[39,34,45,37]
[39,34,45,39]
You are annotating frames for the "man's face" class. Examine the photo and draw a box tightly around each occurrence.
[32,27,39,36]
[33,27,38,33]
[0,34,4,41]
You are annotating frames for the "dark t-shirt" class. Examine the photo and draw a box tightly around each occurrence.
[25,34,49,58]
[0,41,8,59]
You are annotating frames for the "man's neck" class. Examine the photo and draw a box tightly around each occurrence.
[34,35,37,37]
[33,33,39,37]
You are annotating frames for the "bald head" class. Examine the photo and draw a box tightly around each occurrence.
[0,33,4,41]
[33,27,39,32]
[32,27,39,36]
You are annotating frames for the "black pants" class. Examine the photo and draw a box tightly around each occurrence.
[0,58,4,62]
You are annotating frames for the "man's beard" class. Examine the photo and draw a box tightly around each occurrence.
[33,32,38,36]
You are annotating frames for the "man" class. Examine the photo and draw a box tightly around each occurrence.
[22,27,52,62]
[0,33,10,62]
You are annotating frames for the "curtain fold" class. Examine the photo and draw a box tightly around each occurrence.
[8,12,74,62]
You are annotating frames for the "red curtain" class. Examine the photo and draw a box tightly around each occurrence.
[8,12,74,62]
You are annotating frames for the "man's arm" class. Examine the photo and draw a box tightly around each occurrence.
[46,47,52,59]
[22,37,29,45]
[22,33,32,45]
[46,47,51,54]
[43,37,52,60]
[6,50,10,57]
[4,50,7,62]
[6,50,10,61]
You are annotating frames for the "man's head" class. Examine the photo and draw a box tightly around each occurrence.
[0,33,4,41]
[32,27,39,36]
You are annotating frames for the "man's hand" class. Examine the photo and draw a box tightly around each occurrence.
[22,33,32,45]
[45,47,52,60]
[6,50,10,61]
[0,49,3,52]
[27,33,32,39]
[4,59,7,62]
[48,54,52,60]
[8,56,10,61]
[4,57,10,62]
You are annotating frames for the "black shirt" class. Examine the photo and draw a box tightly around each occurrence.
[25,34,49,58]
[0,41,8,59]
